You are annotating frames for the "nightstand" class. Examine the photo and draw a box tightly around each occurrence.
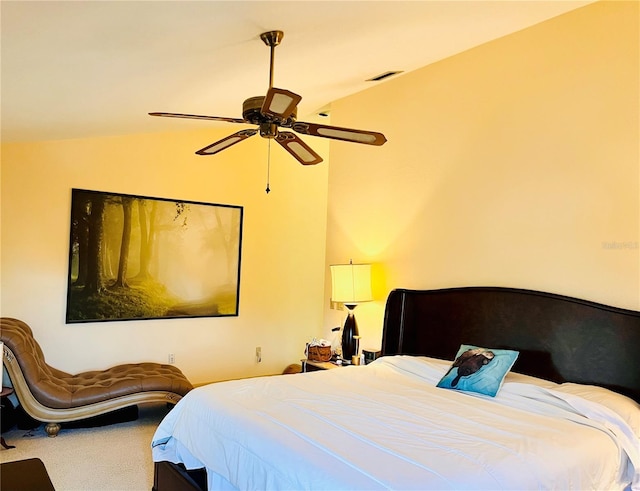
[301,359,342,372]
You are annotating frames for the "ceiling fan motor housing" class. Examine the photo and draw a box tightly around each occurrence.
[242,96,297,128]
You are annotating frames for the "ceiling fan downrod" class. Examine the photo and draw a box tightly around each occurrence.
[260,30,283,89]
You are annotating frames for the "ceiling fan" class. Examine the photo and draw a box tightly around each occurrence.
[149,30,387,166]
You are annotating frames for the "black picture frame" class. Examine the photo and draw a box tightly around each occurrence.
[65,188,243,323]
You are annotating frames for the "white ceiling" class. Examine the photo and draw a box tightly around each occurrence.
[1,1,594,143]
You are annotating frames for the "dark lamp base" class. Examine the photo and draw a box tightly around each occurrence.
[341,306,359,360]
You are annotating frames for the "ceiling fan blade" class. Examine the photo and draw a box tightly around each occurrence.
[275,132,323,165]
[149,112,246,124]
[292,121,387,146]
[260,88,301,121]
[195,129,258,155]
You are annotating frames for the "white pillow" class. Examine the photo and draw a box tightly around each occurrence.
[554,383,640,438]
[503,370,558,388]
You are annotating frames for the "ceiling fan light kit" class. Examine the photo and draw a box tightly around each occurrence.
[150,30,387,166]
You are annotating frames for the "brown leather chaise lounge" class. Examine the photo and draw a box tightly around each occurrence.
[1,317,193,437]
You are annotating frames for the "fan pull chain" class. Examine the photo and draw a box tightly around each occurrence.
[265,140,271,194]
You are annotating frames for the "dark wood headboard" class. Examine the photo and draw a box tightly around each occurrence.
[381,287,640,402]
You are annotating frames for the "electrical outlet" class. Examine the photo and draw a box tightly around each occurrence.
[168,353,175,364]
[256,346,262,363]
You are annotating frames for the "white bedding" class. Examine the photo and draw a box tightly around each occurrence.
[152,356,640,490]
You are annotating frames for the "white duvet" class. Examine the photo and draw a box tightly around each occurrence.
[152,356,640,490]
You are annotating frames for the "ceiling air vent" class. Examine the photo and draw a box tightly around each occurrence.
[366,71,403,82]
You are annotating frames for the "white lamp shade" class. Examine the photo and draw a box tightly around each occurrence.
[330,263,372,304]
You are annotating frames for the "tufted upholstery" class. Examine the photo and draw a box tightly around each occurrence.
[1,317,193,436]
[41,363,193,408]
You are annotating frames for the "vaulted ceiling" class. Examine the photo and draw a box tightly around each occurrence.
[1,1,594,143]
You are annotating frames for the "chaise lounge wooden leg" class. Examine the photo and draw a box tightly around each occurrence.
[45,423,60,437]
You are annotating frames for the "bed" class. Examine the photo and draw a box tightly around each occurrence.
[151,286,640,490]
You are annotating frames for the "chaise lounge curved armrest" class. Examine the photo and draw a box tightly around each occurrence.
[1,317,193,437]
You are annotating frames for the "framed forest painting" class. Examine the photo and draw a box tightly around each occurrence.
[66,189,243,323]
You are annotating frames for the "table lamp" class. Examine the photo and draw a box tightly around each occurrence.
[330,261,372,361]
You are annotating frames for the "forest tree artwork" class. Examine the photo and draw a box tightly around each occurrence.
[66,189,243,323]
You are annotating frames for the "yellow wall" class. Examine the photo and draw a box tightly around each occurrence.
[2,1,638,381]
[324,1,639,350]
[1,128,329,384]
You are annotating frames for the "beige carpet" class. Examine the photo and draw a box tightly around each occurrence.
[0,403,171,491]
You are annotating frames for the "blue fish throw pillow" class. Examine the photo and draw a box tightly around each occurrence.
[437,344,519,397]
